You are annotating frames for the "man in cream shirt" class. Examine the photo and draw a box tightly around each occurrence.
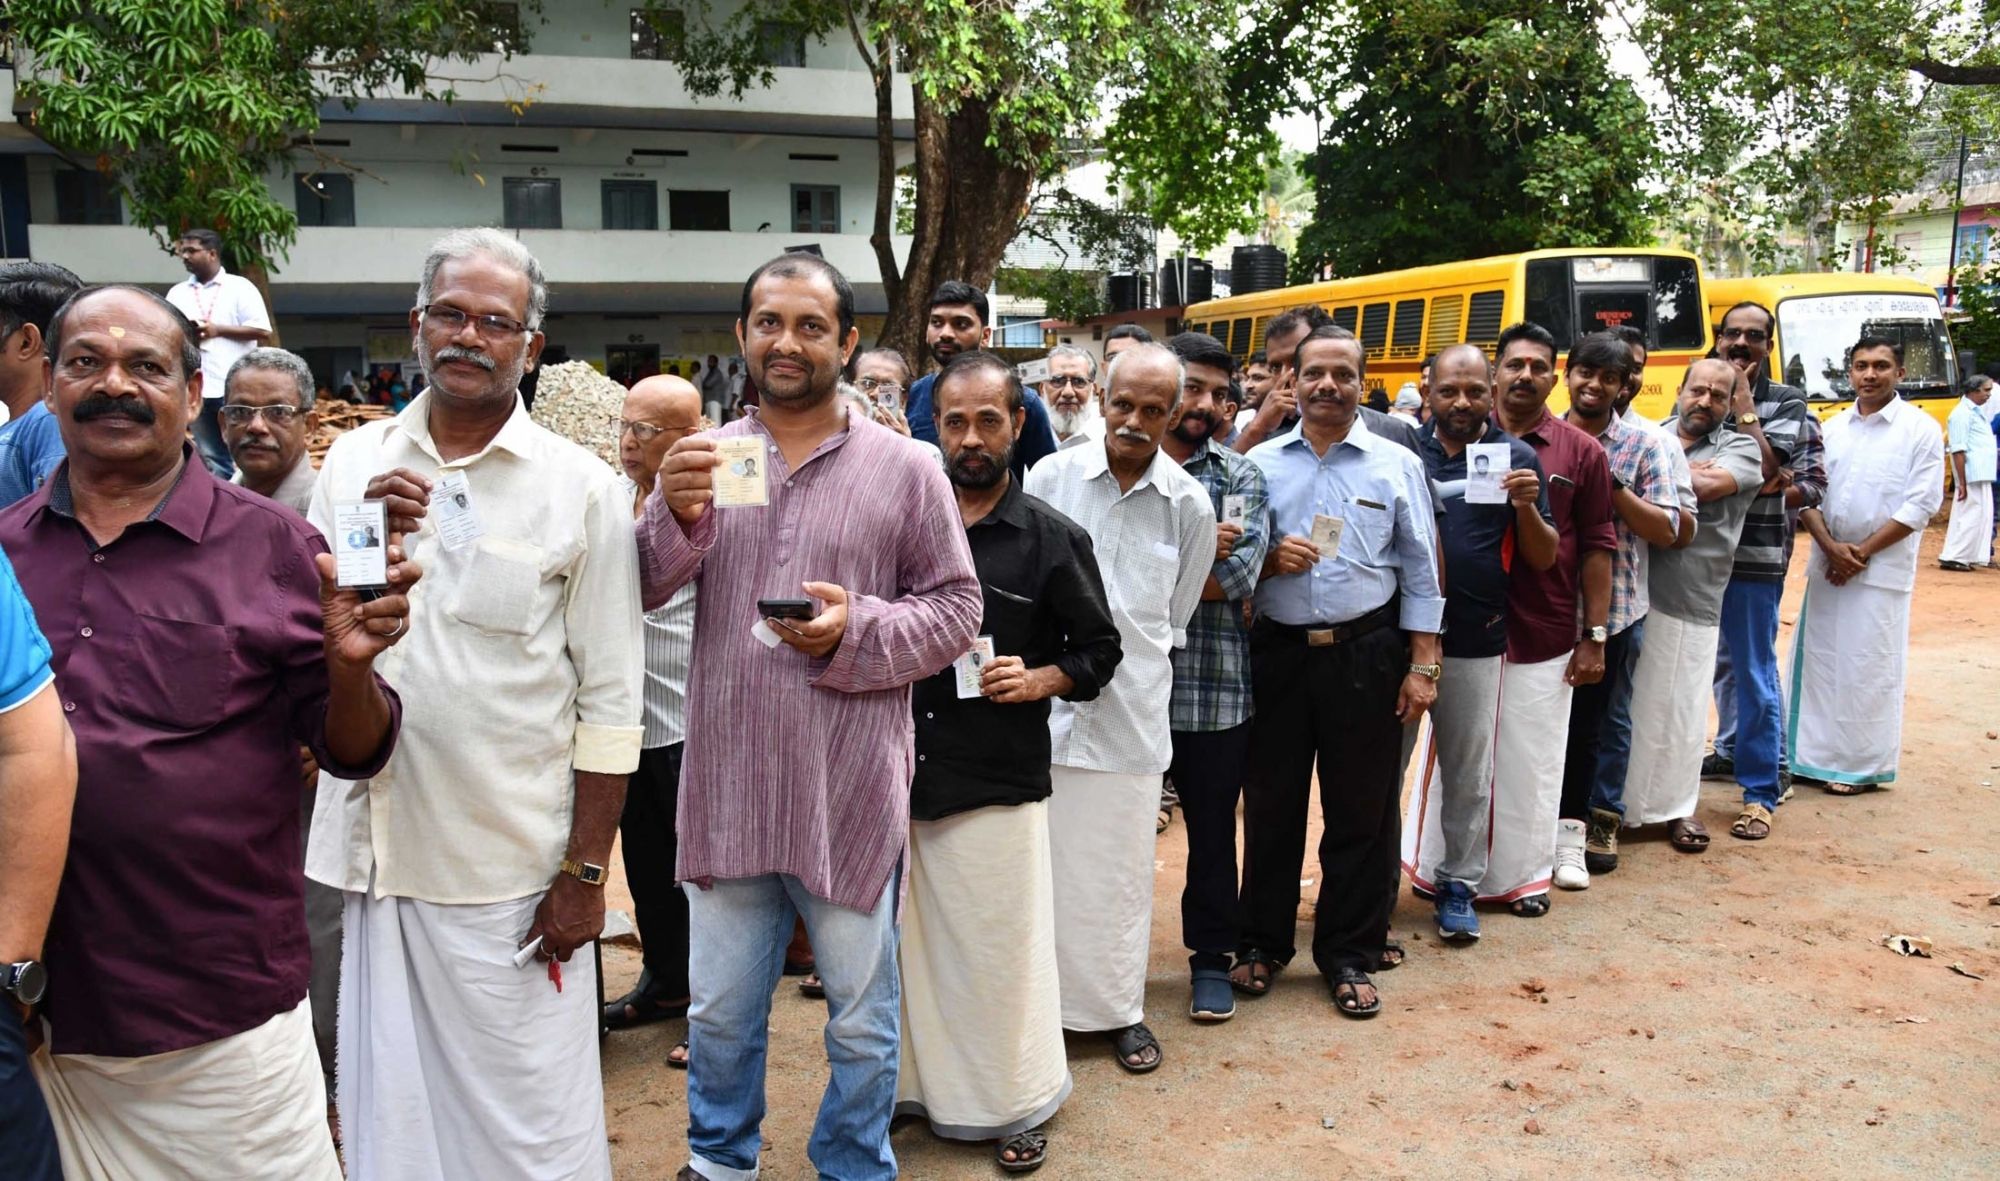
[309,230,643,1181]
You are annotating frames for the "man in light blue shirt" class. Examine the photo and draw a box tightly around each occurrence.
[1941,375,1996,570]
[1231,323,1443,1021]
[0,263,83,506]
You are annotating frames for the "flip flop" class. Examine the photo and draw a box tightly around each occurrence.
[996,1127,1048,1174]
[665,1039,689,1070]
[600,973,690,1030]
[1378,940,1405,971]
[1730,804,1772,840]
[1669,817,1711,852]
[1107,1022,1163,1073]
[1330,967,1381,1019]
[1229,948,1279,997]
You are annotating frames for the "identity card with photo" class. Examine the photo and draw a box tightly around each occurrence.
[333,500,389,589]
[713,437,771,508]
[1221,494,1248,526]
[1310,513,1344,558]
[433,470,486,550]
[954,635,996,699]
[1465,442,1511,505]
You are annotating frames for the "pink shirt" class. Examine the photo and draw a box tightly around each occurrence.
[636,408,981,910]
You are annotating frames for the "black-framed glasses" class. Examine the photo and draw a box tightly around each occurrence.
[1718,327,1769,343]
[421,303,531,339]
[219,404,305,426]
[1044,374,1093,389]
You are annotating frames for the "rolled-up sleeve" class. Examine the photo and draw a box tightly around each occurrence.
[1212,457,1268,602]
[1391,457,1446,634]
[568,478,645,774]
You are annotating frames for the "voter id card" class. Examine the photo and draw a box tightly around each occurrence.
[333,500,389,588]
[1309,513,1344,558]
[713,437,770,508]
[954,635,995,699]
[1222,494,1248,526]
[433,470,486,550]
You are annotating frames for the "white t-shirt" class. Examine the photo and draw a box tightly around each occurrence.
[164,267,272,400]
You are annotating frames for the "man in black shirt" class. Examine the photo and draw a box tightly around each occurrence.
[897,351,1122,1176]
[1398,344,1556,942]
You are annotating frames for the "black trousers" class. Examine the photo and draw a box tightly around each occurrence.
[1559,622,1643,822]
[620,742,690,996]
[1238,622,1407,977]
[1171,721,1253,968]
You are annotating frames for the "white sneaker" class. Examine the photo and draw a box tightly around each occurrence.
[1553,819,1590,890]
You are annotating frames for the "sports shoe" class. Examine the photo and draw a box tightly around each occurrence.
[1584,807,1620,875]
[1700,752,1734,781]
[1435,881,1480,942]
[1777,767,1795,804]
[1553,819,1590,890]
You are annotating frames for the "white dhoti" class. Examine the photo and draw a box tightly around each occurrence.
[1459,652,1574,902]
[1621,610,1717,825]
[1788,575,1913,786]
[34,999,340,1181]
[1941,483,1993,566]
[1047,766,1157,1031]
[338,889,609,1181]
[897,800,1071,1139]
[1402,655,1505,893]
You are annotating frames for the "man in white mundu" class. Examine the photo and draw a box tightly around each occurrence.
[1938,375,1994,571]
[1789,336,1944,798]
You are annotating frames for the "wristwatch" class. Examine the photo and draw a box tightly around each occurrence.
[3,961,47,1007]
[1585,625,1609,644]
[1408,662,1442,681]
[1737,411,1760,426]
[559,859,608,887]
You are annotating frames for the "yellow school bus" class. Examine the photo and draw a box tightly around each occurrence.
[1705,273,1961,430]
[1184,248,1711,420]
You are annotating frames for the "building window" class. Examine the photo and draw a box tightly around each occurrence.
[53,170,122,226]
[294,173,356,228]
[601,179,658,230]
[1958,224,1993,267]
[791,184,839,234]
[631,8,684,61]
[503,177,563,229]
[669,189,730,231]
[757,21,806,67]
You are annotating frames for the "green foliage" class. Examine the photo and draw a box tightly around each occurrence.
[11,0,535,270]
[1003,186,1155,322]
[1279,0,1656,279]
[1957,260,2000,367]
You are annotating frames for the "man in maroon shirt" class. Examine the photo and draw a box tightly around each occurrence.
[1,285,412,1178]
[1457,321,1614,917]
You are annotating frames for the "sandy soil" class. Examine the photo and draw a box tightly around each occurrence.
[598,525,2000,1180]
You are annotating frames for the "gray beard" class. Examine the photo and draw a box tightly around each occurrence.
[1050,398,1099,440]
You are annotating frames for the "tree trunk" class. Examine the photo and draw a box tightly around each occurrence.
[239,258,282,347]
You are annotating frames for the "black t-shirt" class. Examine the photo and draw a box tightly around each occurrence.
[1416,423,1552,660]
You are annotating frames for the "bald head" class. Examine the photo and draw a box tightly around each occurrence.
[1432,342,1489,376]
[621,374,703,489]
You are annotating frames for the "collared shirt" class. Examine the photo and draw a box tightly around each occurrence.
[0,402,66,507]
[637,408,981,911]
[1025,439,1213,775]
[1727,377,1810,582]
[1783,412,1828,566]
[0,454,402,1057]
[1948,396,1998,484]
[1417,424,1550,659]
[910,480,1123,821]
[1580,411,1682,635]
[1816,394,1945,593]
[163,266,271,400]
[907,370,1060,478]
[308,393,644,905]
[230,451,319,517]
[1500,408,1617,663]
[1649,422,1764,625]
[1246,420,1445,634]
[622,476,696,748]
[1169,438,1269,732]
[0,546,53,713]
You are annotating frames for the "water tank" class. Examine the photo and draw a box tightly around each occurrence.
[1108,271,1153,312]
[1230,245,1289,295]
[1159,259,1214,306]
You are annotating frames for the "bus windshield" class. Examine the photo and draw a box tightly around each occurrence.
[1776,293,1958,401]
[1524,255,1704,351]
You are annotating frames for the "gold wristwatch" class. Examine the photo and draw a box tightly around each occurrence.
[559,858,608,886]
[1409,662,1442,681]
[1738,411,1760,426]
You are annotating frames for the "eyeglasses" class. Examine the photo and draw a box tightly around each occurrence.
[1718,327,1770,343]
[421,304,532,339]
[219,404,305,426]
[1044,374,1093,389]
[614,417,698,443]
[855,377,904,396]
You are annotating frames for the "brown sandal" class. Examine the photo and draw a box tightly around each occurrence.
[1669,817,1711,852]
[1730,805,1772,841]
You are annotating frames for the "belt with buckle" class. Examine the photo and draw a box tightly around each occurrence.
[1261,600,1398,647]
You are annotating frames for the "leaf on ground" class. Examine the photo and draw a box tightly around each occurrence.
[1947,962,1985,980]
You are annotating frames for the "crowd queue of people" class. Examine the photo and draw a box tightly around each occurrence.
[0,228,1955,1180]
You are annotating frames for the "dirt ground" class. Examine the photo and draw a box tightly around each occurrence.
[597,525,2000,1180]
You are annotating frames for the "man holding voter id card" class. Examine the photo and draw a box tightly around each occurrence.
[636,251,980,1181]
[310,229,645,1181]
[1236,323,1444,1021]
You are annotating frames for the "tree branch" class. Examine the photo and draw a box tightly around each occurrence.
[841,0,878,76]
[867,32,902,302]
[1908,58,2000,85]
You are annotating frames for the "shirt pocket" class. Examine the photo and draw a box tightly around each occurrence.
[981,582,1039,654]
[1545,477,1577,530]
[1113,543,1180,621]
[115,614,234,732]
[448,537,547,637]
[1343,497,1396,565]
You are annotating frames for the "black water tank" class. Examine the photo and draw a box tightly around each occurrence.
[1159,259,1214,305]
[1108,271,1154,312]
[1231,245,1288,294]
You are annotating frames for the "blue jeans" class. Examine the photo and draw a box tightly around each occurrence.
[683,870,901,1181]
[1712,607,1791,776]
[1717,579,1785,808]
[1572,618,1644,818]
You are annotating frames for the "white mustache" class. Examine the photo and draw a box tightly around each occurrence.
[1114,427,1149,441]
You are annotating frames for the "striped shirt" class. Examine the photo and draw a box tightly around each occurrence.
[1727,378,1809,582]
[1581,411,1681,636]
[622,477,696,748]
[635,407,981,911]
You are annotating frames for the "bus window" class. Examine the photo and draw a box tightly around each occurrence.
[1390,299,1425,358]
[1359,302,1390,357]
[1653,257,1703,349]
[1249,316,1271,354]
[1426,295,1463,353]
[1332,306,1358,333]
[1229,318,1252,356]
[1776,293,1958,401]
[1466,290,1505,346]
[1525,261,1573,343]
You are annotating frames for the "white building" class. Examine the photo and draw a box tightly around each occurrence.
[0,1,913,389]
